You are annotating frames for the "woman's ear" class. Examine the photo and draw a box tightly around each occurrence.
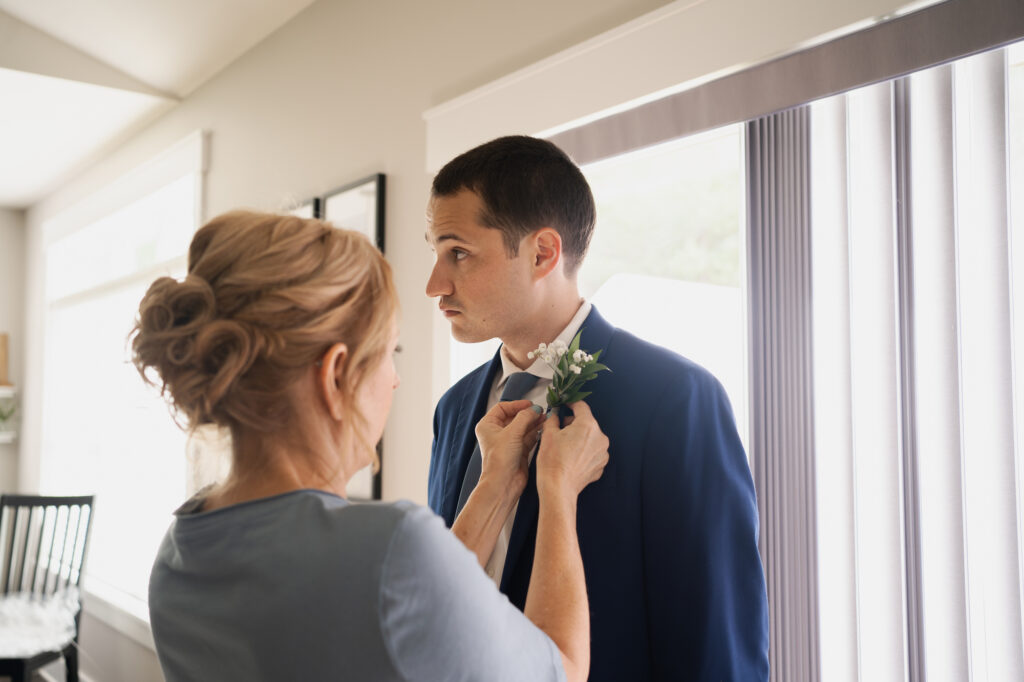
[317,342,348,420]
[530,227,562,279]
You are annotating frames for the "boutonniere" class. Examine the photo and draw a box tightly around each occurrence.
[527,329,610,411]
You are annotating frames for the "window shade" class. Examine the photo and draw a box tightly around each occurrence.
[549,0,1024,167]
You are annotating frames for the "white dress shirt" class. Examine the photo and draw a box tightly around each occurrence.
[481,299,592,586]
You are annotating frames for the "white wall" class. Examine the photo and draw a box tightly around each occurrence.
[0,207,23,490]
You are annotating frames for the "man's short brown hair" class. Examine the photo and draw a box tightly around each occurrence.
[431,135,596,273]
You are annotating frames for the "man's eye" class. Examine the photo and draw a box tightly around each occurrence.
[452,249,468,261]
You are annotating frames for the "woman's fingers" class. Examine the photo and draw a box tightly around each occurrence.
[508,404,544,437]
[537,400,610,496]
[475,401,544,462]
[566,401,593,419]
[477,399,536,433]
[544,409,562,432]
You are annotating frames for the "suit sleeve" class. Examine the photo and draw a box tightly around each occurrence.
[641,370,770,680]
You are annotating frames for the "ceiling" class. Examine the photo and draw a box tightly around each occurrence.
[0,0,318,210]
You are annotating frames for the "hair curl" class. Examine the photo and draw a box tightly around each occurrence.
[131,210,397,461]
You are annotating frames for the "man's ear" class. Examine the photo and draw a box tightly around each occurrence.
[317,342,348,421]
[530,228,562,279]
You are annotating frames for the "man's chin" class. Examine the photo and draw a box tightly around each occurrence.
[449,320,492,344]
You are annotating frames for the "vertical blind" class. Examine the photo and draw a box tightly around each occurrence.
[746,106,818,682]
[811,48,1023,680]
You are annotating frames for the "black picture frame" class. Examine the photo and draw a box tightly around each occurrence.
[320,173,385,500]
[320,173,385,251]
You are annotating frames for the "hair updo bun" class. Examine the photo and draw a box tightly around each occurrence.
[131,210,397,444]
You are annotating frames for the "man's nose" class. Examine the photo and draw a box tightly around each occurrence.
[425,262,451,298]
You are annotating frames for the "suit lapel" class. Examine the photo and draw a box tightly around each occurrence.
[441,349,502,524]
[499,307,616,602]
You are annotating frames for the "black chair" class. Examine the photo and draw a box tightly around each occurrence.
[0,494,94,682]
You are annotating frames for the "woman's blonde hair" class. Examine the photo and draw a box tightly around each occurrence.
[131,210,397,462]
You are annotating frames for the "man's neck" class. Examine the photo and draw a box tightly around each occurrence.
[503,295,585,370]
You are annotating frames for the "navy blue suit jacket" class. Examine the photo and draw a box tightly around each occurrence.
[428,307,769,681]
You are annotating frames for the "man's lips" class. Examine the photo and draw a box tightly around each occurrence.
[439,306,461,318]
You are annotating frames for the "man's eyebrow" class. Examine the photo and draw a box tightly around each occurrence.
[424,232,469,245]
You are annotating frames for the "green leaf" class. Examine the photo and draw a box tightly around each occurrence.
[578,363,609,380]
[558,352,570,374]
[563,390,592,403]
[568,329,582,356]
[591,349,602,362]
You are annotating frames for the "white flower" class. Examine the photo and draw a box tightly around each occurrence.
[527,351,535,359]
[530,329,609,410]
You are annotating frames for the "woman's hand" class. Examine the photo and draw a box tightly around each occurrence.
[536,401,609,498]
[452,400,543,568]
[475,399,544,494]
[526,401,607,682]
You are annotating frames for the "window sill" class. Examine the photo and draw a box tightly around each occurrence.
[82,582,155,652]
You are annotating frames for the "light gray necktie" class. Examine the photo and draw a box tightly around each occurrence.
[454,372,539,517]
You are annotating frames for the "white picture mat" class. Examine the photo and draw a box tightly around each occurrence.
[323,178,378,245]
[287,201,316,218]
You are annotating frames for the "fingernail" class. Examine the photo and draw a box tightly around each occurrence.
[531,405,542,414]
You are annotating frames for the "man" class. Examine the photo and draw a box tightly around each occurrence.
[425,135,769,681]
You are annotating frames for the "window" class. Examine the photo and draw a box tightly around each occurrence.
[579,125,748,441]
[38,133,204,623]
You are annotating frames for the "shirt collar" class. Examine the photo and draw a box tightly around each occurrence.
[497,299,592,387]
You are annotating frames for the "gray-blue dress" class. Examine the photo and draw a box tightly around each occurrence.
[149,489,565,681]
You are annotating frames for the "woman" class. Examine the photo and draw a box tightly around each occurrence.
[132,210,609,681]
